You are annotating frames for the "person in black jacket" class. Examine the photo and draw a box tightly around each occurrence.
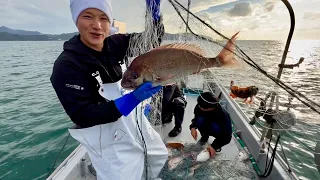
[50,0,168,179]
[50,1,164,129]
[161,83,187,137]
[189,92,232,158]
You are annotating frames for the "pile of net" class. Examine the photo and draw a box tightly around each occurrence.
[157,143,255,180]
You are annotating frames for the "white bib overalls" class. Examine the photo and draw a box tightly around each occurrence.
[68,79,168,180]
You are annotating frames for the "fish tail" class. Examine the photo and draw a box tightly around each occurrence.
[213,31,239,67]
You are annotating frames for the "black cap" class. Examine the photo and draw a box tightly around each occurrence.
[197,91,218,109]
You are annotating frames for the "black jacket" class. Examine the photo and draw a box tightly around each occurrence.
[162,83,186,105]
[50,22,164,128]
[189,105,232,150]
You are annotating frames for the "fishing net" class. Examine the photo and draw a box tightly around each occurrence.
[121,0,320,179]
[158,143,255,180]
[124,0,242,127]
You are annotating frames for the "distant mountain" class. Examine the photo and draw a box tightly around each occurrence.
[0,32,51,41]
[0,26,212,41]
[0,26,42,35]
[0,26,79,41]
[0,31,79,41]
[47,32,79,40]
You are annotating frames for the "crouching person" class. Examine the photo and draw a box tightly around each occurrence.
[189,92,232,158]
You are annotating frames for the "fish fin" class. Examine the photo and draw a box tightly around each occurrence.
[230,93,237,98]
[153,43,205,56]
[243,98,248,103]
[215,31,239,67]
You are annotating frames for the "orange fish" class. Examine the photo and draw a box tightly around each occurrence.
[166,142,185,150]
[121,32,240,89]
[229,80,259,104]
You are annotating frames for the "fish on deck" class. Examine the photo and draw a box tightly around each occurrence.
[121,32,240,89]
[229,80,259,104]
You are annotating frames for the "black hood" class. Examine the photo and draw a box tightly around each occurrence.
[61,35,123,83]
[63,35,102,55]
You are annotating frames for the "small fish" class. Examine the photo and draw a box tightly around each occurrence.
[187,164,201,177]
[196,149,210,162]
[121,32,240,89]
[166,142,185,150]
[168,156,184,170]
[229,80,259,104]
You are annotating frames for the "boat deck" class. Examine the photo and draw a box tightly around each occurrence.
[47,73,296,180]
[154,95,259,179]
[47,93,259,180]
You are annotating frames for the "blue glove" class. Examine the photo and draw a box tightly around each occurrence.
[144,104,153,121]
[146,0,161,21]
[115,82,162,116]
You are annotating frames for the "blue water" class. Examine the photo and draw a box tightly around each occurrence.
[0,40,319,180]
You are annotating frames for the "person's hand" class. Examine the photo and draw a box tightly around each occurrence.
[207,146,216,158]
[132,82,162,101]
[191,128,197,140]
[146,0,161,21]
[115,82,161,116]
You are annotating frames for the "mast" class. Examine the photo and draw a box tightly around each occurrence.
[277,0,295,79]
[268,0,295,108]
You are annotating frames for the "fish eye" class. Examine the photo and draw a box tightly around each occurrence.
[132,72,138,79]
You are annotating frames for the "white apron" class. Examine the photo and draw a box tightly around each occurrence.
[68,80,168,180]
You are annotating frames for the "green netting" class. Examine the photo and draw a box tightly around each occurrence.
[158,143,256,180]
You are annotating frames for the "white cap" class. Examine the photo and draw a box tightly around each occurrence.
[70,0,113,26]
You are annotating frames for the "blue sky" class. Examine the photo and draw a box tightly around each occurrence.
[1,0,320,40]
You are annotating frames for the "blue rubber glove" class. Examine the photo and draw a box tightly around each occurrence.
[144,104,152,121]
[146,0,161,21]
[115,82,162,116]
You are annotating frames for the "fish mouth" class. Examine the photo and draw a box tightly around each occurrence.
[121,81,136,90]
[122,86,135,90]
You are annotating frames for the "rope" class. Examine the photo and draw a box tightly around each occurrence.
[261,135,281,178]
[46,133,70,178]
[167,0,320,115]
[135,107,149,180]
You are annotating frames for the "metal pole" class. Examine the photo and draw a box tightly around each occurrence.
[269,0,295,109]
[261,0,296,177]
[277,0,296,79]
[185,0,191,34]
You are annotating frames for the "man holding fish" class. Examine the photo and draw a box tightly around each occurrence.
[51,0,238,179]
[50,0,168,179]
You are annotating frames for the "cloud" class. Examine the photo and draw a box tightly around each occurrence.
[189,0,237,13]
[303,12,320,20]
[227,2,253,17]
[1,0,320,39]
[249,24,259,30]
[0,0,75,34]
[260,14,269,19]
[264,1,275,12]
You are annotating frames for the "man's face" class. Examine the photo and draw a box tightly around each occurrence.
[76,8,110,51]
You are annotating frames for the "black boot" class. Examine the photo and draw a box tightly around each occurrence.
[168,126,182,137]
